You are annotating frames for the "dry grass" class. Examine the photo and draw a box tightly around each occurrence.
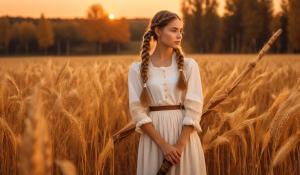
[0,54,299,175]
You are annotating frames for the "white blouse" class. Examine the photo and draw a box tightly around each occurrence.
[127,52,204,134]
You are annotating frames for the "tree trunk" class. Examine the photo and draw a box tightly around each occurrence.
[25,43,29,54]
[66,40,70,55]
[57,41,61,55]
[97,42,102,54]
[116,43,120,54]
[5,45,9,55]
[230,37,234,53]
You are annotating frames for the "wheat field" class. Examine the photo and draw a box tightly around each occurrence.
[0,54,299,175]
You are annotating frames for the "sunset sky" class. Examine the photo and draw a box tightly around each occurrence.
[0,0,281,19]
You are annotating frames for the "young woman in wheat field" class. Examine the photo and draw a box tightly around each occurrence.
[127,10,207,175]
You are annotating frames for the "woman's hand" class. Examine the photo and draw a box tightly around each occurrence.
[173,142,185,155]
[160,142,181,165]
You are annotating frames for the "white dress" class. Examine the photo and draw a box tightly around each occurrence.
[127,51,207,175]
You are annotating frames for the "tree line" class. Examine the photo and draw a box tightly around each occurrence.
[181,0,300,53]
[0,1,300,55]
[0,4,130,55]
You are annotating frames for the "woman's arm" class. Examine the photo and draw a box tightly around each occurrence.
[140,123,181,165]
[176,59,204,150]
[176,125,195,148]
[140,122,166,147]
[139,122,167,147]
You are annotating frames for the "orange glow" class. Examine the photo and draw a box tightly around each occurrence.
[0,0,282,19]
[109,13,115,20]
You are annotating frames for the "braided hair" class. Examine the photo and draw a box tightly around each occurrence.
[139,10,187,107]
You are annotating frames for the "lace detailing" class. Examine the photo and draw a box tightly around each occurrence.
[182,98,203,133]
[129,101,152,134]
[182,116,202,133]
[135,117,152,134]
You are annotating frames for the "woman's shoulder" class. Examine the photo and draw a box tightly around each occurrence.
[128,61,141,73]
[183,57,199,69]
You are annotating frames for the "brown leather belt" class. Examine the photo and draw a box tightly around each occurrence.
[149,104,185,111]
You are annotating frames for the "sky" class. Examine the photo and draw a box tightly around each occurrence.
[0,0,281,19]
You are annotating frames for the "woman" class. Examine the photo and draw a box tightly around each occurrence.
[127,10,207,175]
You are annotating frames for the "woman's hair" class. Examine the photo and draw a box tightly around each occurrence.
[139,10,187,107]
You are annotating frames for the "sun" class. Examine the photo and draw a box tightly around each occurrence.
[108,13,115,20]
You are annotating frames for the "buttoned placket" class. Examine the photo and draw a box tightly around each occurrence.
[162,68,168,99]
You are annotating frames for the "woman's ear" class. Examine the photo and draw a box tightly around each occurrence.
[155,27,161,37]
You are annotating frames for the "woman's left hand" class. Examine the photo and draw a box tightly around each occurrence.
[173,143,185,162]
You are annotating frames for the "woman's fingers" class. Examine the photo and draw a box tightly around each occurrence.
[166,155,176,165]
[173,148,182,161]
[164,145,182,165]
[174,151,181,161]
[175,149,181,157]
[166,153,176,165]
[169,152,180,164]
[170,155,178,165]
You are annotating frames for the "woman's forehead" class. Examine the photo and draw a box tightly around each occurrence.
[167,19,183,29]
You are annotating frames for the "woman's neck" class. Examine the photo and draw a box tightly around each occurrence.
[150,46,174,66]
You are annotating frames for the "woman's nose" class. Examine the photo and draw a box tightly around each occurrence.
[177,33,182,39]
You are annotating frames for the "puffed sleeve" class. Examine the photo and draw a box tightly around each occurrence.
[128,62,153,134]
[182,59,204,133]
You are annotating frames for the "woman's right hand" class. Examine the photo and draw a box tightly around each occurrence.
[159,142,181,165]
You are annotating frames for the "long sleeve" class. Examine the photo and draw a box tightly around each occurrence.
[182,59,204,133]
[128,62,153,134]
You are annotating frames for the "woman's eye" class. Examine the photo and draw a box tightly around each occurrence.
[171,30,184,36]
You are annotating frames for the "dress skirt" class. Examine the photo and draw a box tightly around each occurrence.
[136,109,207,175]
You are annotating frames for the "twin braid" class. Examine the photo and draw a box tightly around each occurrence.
[139,20,187,107]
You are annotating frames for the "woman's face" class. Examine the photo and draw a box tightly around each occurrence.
[155,18,184,48]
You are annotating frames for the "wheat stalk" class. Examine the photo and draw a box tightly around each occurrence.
[18,86,52,175]
[271,131,300,168]
[55,160,77,175]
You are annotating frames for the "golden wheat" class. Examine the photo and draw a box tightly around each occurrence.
[0,54,299,175]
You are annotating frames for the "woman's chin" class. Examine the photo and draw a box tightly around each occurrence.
[171,44,179,48]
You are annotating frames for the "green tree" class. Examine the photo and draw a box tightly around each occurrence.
[201,0,220,52]
[85,3,110,54]
[82,19,109,54]
[257,0,273,50]
[222,0,244,52]
[271,0,288,53]
[36,14,54,54]
[241,0,262,52]
[11,21,37,54]
[106,19,130,53]
[222,0,273,53]
[181,0,204,53]
[0,17,12,55]
[87,3,108,20]
[127,19,148,41]
[287,0,300,52]
[53,21,83,55]
[17,21,36,54]
[181,0,195,53]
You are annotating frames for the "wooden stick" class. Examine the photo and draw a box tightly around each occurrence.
[201,28,282,117]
